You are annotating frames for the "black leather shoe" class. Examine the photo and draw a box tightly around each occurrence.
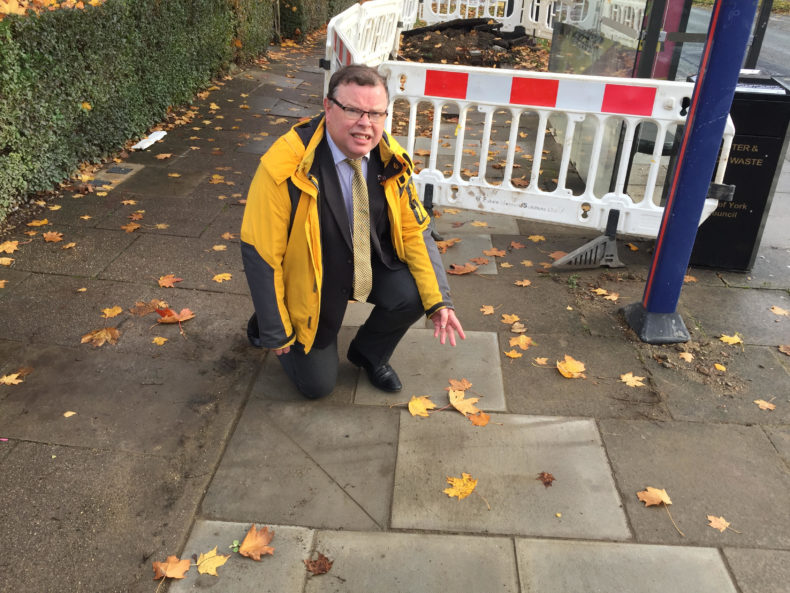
[347,344,402,392]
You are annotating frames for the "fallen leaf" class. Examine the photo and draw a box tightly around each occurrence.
[43,231,63,243]
[156,308,195,324]
[63,411,76,418]
[770,305,789,317]
[480,305,495,315]
[469,411,490,426]
[510,321,527,333]
[448,389,481,417]
[0,280,7,288]
[714,363,727,372]
[780,345,790,356]
[637,486,671,507]
[130,299,168,316]
[625,242,639,251]
[304,552,333,575]
[521,260,533,267]
[679,352,694,362]
[557,354,586,378]
[80,327,120,347]
[128,212,143,221]
[501,313,520,324]
[155,153,172,160]
[80,215,92,220]
[470,221,489,228]
[447,378,472,391]
[510,241,525,249]
[168,172,182,178]
[196,547,230,576]
[442,208,460,215]
[504,349,523,359]
[444,472,477,500]
[527,235,545,243]
[0,240,19,254]
[620,372,645,387]
[408,395,436,417]
[27,219,49,227]
[152,337,168,346]
[483,248,506,257]
[548,250,567,260]
[754,399,776,411]
[470,257,490,265]
[121,222,140,233]
[158,274,183,288]
[221,232,237,240]
[591,288,609,296]
[435,237,461,254]
[684,275,697,283]
[537,471,555,487]
[720,334,743,346]
[514,279,531,287]
[239,524,275,560]
[213,273,232,283]
[121,199,137,205]
[534,357,548,366]
[448,262,478,275]
[500,262,513,268]
[604,292,620,302]
[706,515,730,532]
[154,223,169,230]
[211,244,227,251]
[510,335,535,350]
[0,374,23,385]
[62,242,76,249]
[101,306,123,319]
[152,555,191,580]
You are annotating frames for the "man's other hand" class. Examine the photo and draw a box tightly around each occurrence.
[430,308,466,346]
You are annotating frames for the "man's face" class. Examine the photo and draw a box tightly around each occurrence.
[323,82,388,160]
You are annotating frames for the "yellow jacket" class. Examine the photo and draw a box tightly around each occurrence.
[241,115,451,353]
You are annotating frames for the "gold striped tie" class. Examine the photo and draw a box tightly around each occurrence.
[346,158,372,301]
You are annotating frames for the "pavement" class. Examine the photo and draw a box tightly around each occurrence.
[1,36,789,593]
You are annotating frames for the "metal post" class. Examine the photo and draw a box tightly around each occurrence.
[744,0,773,69]
[623,0,760,343]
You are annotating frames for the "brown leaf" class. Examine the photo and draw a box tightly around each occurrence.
[548,250,567,260]
[155,308,195,324]
[480,305,494,315]
[514,279,531,287]
[129,299,168,316]
[537,471,555,487]
[637,486,671,507]
[43,231,63,243]
[469,411,490,426]
[534,357,548,366]
[754,399,776,411]
[152,555,191,580]
[510,321,527,333]
[81,327,120,347]
[707,515,730,532]
[221,232,237,241]
[679,352,694,362]
[470,257,490,265]
[770,305,789,317]
[239,524,275,560]
[128,212,144,221]
[780,345,790,356]
[501,313,520,324]
[483,248,506,257]
[304,552,333,575]
[27,219,49,227]
[448,262,478,275]
[447,378,472,391]
[121,222,140,233]
[158,274,183,288]
[509,335,535,350]
[435,237,461,254]
[155,153,172,160]
[504,349,523,359]
[510,241,525,250]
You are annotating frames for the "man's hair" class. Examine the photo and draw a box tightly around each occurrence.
[326,64,389,101]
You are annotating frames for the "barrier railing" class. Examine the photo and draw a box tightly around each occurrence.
[325,0,734,238]
[418,0,555,38]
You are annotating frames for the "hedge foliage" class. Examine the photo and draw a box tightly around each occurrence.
[0,0,350,221]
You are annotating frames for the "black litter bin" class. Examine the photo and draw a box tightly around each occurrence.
[689,72,790,271]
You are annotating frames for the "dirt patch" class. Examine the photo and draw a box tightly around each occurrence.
[399,19,550,71]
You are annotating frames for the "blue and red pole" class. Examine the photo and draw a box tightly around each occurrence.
[624,0,760,343]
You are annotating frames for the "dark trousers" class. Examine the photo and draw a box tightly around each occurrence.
[277,260,424,399]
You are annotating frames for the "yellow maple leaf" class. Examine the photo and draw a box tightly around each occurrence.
[239,524,275,561]
[714,363,727,372]
[0,258,14,266]
[48,204,61,211]
[155,153,172,160]
[121,222,140,233]
[213,273,232,283]
[27,219,49,227]
[719,334,743,346]
[483,248,505,257]
[0,280,7,288]
[101,306,123,319]
[152,337,168,346]
[527,235,545,243]
[514,279,531,287]
[591,288,608,296]
[504,349,523,359]
[442,208,460,214]
[167,172,182,178]
[0,240,19,254]
[444,472,477,500]
[408,395,436,417]
[620,372,645,387]
[754,399,776,411]
[636,486,671,507]
[557,355,586,378]
[501,313,520,324]
[152,555,191,580]
[0,373,23,386]
[470,221,489,227]
[521,260,533,267]
[63,411,77,418]
[480,305,494,315]
[509,335,534,350]
[500,262,513,268]
[684,275,697,283]
[62,242,76,249]
[448,389,481,417]
[604,292,620,302]
[678,352,694,362]
[43,231,63,243]
[121,199,137,205]
[706,515,730,532]
[625,242,639,251]
[534,357,548,366]
[469,411,490,426]
[196,546,230,576]
[80,327,120,347]
[770,305,789,317]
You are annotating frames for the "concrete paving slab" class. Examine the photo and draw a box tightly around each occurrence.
[244,71,304,88]
[392,412,630,539]
[649,344,790,424]
[0,274,256,362]
[30,192,120,228]
[201,398,399,530]
[723,547,790,593]
[599,419,790,548]
[678,284,790,346]
[98,232,247,294]
[764,425,790,464]
[114,165,207,197]
[94,195,226,238]
[0,441,208,593]
[438,233,498,274]
[0,268,30,298]
[432,206,521,235]
[4,227,138,276]
[237,136,277,155]
[306,530,519,593]
[515,538,737,593]
[0,339,251,454]
[251,326,357,405]
[689,246,790,290]
[268,98,318,119]
[168,520,313,593]
[353,329,506,411]
[502,332,668,420]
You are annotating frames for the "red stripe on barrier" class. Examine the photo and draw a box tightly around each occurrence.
[425,70,469,99]
[510,77,559,107]
[601,84,657,116]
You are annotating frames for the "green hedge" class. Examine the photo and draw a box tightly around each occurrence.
[0,0,355,221]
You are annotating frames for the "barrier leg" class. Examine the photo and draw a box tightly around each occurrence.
[623,0,759,344]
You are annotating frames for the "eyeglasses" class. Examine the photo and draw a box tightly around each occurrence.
[329,97,388,123]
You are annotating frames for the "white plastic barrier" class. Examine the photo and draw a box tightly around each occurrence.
[418,0,555,38]
[381,61,733,237]
[600,0,644,48]
[553,0,598,31]
[400,0,420,29]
